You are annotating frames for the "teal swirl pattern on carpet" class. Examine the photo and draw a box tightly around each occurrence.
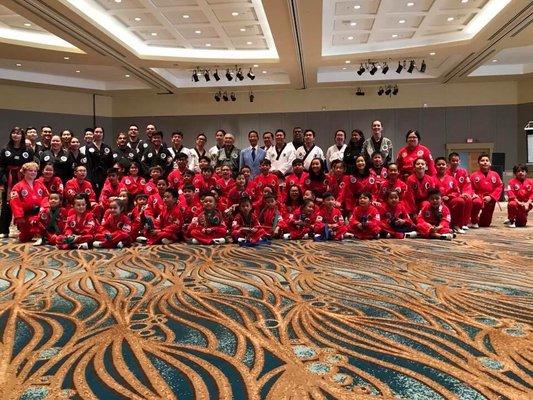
[0,226,531,399]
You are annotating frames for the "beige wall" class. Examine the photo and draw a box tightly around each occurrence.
[517,77,533,104]
[111,81,519,117]
[0,83,113,117]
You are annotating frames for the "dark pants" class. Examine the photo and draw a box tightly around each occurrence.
[0,190,12,234]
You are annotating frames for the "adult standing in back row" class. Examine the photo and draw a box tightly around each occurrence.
[361,120,393,166]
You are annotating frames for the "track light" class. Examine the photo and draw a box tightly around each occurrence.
[357,64,365,76]
[214,91,221,102]
[385,86,392,96]
[236,68,244,81]
[382,63,389,74]
[377,87,384,96]
[230,92,236,101]
[249,91,254,102]
[222,91,229,101]
[419,60,426,73]
[392,85,399,95]
[407,60,415,73]
[226,69,233,81]
[213,69,220,81]
[355,87,365,96]
[396,61,403,73]
[247,68,255,80]
[192,69,199,82]
[370,63,378,75]
[204,70,210,81]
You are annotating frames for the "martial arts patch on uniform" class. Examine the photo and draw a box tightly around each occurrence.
[350,176,356,184]
[44,156,51,162]
[89,148,95,153]
[491,177,496,184]
[459,177,465,183]
[41,213,47,220]
[305,179,310,185]
[160,153,166,159]
[37,188,44,196]
[69,221,76,227]
[382,145,388,151]
[21,189,28,197]
[84,188,91,194]
[191,206,198,213]
[60,156,67,162]
[417,150,424,157]
[449,182,454,188]
[5,151,11,157]
[140,179,146,185]
[147,153,153,158]
[402,152,407,158]
[51,185,57,191]
[474,177,480,183]
[339,182,345,188]
[369,177,375,185]
[81,158,87,164]
[125,179,131,185]
[424,182,430,190]
[22,152,29,159]
[232,153,238,159]
[413,184,418,190]
[316,216,323,222]
[128,153,134,159]
[104,148,110,154]
[10,191,18,199]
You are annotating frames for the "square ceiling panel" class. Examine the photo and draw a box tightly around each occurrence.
[333,18,373,31]
[335,1,380,16]
[332,33,369,45]
[95,0,145,11]
[213,7,256,23]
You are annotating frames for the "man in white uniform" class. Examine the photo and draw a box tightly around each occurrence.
[266,129,296,177]
[294,129,325,171]
[325,129,347,171]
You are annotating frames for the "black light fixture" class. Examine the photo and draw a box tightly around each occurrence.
[247,68,255,80]
[407,60,415,73]
[230,92,236,101]
[357,64,366,76]
[225,69,233,81]
[419,60,426,73]
[214,91,221,102]
[382,63,389,74]
[355,87,365,96]
[249,91,254,102]
[236,68,244,81]
[222,91,229,101]
[377,87,384,96]
[392,85,399,95]
[213,69,221,81]
[369,63,378,75]
[385,86,392,96]
[396,61,403,73]
[192,69,199,82]
[204,70,210,81]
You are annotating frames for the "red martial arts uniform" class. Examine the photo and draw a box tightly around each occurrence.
[416,203,452,238]
[36,176,64,198]
[379,202,415,239]
[433,174,465,228]
[446,166,473,227]
[143,179,158,196]
[315,206,347,240]
[339,174,378,214]
[37,205,68,245]
[120,175,146,197]
[187,208,227,244]
[231,212,268,244]
[506,177,533,227]
[396,144,437,178]
[348,205,381,239]
[404,174,436,217]
[56,209,96,249]
[10,179,49,242]
[167,169,183,191]
[95,213,132,248]
[99,179,124,209]
[285,208,319,239]
[377,178,407,203]
[147,203,182,245]
[470,170,503,227]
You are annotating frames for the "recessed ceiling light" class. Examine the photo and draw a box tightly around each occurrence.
[24,23,31,27]
[350,22,357,26]
[262,70,267,74]
[347,36,354,40]
[240,28,246,32]
[16,63,22,67]
[392,34,399,38]
[492,59,498,62]
[246,41,252,45]
[205,43,211,47]
[342,67,347,70]
[253,64,259,67]
[115,0,122,3]
[447,17,455,21]
[345,60,351,64]
[195,30,202,34]
[399,19,406,24]
[134,17,141,22]
[151,32,157,36]
[407,2,414,6]
[182,14,190,19]
[232,12,239,16]
[125,74,130,77]
[353,5,361,9]
[75,70,80,73]
[461,0,469,3]
[430,52,436,55]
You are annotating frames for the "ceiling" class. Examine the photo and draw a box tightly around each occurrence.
[0,0,531,94]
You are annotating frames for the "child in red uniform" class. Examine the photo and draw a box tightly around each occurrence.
[339,155,378,217]
[446,152,473,230]
[10,162,49,242]
[120,162,146,197]
[56,194,96,249]
[64,165,102,219]
[36,163,64,197]
[284,159,308,195]
[129,193,148,242]
[231,196,269,245]
[314,192,348,240]
[187,193,228,245]
[379,190,417,239]
[146,188,183,245]
[378,163,407,203]
[217,165,236,199]
[257,194,285,238]
[303,158,328,204]
[326,160,345,202]
[505,164,533,227]
[99,168,124,210]
[180,184,201,231]
[470,153,503,228]
[416,189,453,240]
[284,184,304,215]
[35,192,68,246]
[434,157,466,234]
[369,152,388,184]
[144,166,162,196]
[348,192,381,240]
[93,199,132,248]
[143,178,168,235]
[254,159,280,200]
[404,158,436,219]
[193,166,220,193]
[283,199,318,240]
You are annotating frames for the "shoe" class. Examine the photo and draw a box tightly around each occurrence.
[77,243,89,250]
[384,233,391,239]
[462,225,469,230]
[212,238,226,245]
[469,223,479,229]
[404,231,418,239]
[507,221,516,228]
[343,232,355,239]
[93,241,103,248]
[282,233,291,240]
[33,238,43,246]
[503,219,511,225]
[313,233,322,240]
[136,236,147,243]
[302,233,309,239]
[116,241,124,249]
[1,233,9,239]
[440,234,453,240]
[453,227,466,234]
[188,238,200,245]
[237,238,246,243]
[161,238,172,245]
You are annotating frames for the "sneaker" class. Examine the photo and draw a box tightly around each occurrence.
[503,219,511,225]
[161,238,172,245]
[469,223,479,229]
[313,233,322,240]
[212,238,226,245]
[33,238,43,246]
[237,237,246,243]
[440,233,453,240]
[507,221,516,228]
[136,236,147,243]
[453,227,466,234]
[343,232,355,239]
[462,225,469,231]
[77,243,89,250]
[282,233,291,240]
[384,233,391,239]
[188,238,200,245]
[93,241,103,248]
[302,233,309,239]
[1,233,9,239]
[404,231,418,239]
[116,241,124,249]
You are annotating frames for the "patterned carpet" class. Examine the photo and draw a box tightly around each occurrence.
[0,211,532,400]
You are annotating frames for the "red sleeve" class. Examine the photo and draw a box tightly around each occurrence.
[490,172,503,201]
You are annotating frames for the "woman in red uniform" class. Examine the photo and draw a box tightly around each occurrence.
[303,158,329,204]
[396,130,436,180]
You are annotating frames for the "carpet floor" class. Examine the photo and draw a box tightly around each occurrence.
[0,210,531,400]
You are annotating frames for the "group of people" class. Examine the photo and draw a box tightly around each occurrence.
[0,120,531,249]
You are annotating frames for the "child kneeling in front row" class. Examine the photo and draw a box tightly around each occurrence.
[93,198,132,249]
[56,193,96,250]
[187,192,228,245]
[231,195,269,245]
[35,192,68,246]
[314,192,348,240]
[348,192,381,240]
[416,188,453,240]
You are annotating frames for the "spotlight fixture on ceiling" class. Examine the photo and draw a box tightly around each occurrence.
[369,63,378,75]
[214,91,221,102]
[419,60,426,73]
[357,64,366,76]
[247,68,255,80]
[382,63,389,74]
[396,61,404,74]
[407,60,415,73]
[385,86,392,96]
[213,69,220,81]
[192,69,199,82]
[392,85,399,95]
[377,87,384,96]
[230,92,237,101]
[355,87,365,96]
[204,70,210,81]
[226,69,233,81]
[222,91,229,101]
[249,91,255,102]
[236,68,244,81]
